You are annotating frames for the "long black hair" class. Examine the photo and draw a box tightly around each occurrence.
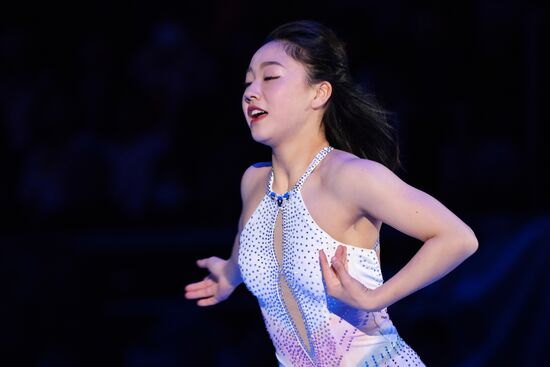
[265,20,402,172]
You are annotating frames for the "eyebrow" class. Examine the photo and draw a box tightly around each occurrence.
[246,61,285,74]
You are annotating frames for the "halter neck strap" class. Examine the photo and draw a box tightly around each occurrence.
[267,146,334,197]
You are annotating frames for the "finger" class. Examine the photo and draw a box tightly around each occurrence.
[319,249,337,282]
[185,280,215,299]
[334,245,349,272]
[184,277,214,292]
[320,250,342,298]
[334,245,343,263]
[196,258,210,268]
[341,245,348,272]
[185,284,215,299]
[330,256,353,286]
[335,245,344,259]
[197,297,219,307]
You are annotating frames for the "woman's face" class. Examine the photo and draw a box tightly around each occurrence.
[242,41,318,146]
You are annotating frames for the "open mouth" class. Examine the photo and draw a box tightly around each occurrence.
[248,106,268,122]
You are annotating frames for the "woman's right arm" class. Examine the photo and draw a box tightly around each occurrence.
[183,233,242,306]
[184,164,261,306]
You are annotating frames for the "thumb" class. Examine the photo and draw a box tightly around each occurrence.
[196,258,210,268]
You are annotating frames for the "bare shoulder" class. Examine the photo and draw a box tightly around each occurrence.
[321,149,397,194]
[240,162,271,203]
[238,162,271,231]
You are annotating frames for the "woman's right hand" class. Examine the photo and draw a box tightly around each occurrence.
[184,256,238,306]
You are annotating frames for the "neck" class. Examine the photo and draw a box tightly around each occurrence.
[270,132,329,193]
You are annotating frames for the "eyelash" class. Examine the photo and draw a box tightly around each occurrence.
[243,76,280,88]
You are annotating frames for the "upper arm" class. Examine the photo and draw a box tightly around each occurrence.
[227,163,269,269]
[238,162,270,231]
[334,159,476,243]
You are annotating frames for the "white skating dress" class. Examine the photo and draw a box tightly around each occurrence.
[238,146,426,367]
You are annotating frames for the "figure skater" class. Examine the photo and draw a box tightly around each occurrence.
[185,20,478,366]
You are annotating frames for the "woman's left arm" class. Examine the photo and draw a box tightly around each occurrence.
[322,158,479,311]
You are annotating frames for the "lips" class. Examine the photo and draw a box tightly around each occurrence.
[247,106,268,123]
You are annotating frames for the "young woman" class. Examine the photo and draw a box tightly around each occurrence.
[185,20,478,366]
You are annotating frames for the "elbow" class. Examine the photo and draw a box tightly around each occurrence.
[460,226,479,256]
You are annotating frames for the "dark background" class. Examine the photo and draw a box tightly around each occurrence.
[1,1,548,366]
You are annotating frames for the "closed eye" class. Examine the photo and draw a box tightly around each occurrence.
[243,76,279,89]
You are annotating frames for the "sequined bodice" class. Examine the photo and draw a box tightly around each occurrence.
[238,147,425,367]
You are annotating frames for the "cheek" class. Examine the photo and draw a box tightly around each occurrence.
[278,88,310,114]
[242,99,249,117]
[269,84,300,108]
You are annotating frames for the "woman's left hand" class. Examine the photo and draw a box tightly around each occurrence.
[319,245,382,312]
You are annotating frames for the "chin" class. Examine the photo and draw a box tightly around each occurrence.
[250,133,271,146]
[250,129,276,147]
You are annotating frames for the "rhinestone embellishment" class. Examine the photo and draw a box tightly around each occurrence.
[269,191,290,207]
[238,145,426,366]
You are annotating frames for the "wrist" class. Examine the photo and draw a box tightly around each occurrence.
[224,258,243,288]
[362,285,388,312]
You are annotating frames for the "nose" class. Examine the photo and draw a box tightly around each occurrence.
[243,92,258,104]
[243,82,260,104]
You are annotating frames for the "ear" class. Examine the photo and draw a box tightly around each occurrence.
[311,81,332,110]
